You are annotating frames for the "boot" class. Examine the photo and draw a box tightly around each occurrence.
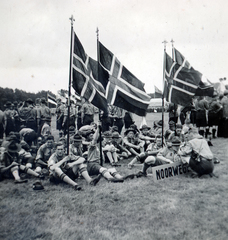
[205,128,209,139]
[212,129,216,138]
[199,130,205,137]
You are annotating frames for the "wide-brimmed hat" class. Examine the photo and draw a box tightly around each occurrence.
[26,98,34,104]
[41,98,47,104]
[73,133,83,142]
[154,120,163,128]
[124,127,137,135]
[129,124,139,132]
[4,140,21,153]
[169,120,175,126]
[4,101,12,108]
[112,131,121,139]
[171,136,182,146]
[69,126,75,132]
[102,131,113,138]
[33,181,44,191]
[176,124,182,129]
[140,124,151,131]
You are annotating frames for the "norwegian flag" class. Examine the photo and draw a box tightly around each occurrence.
[99,42,151,116]
[72,32,107,112]
[173,47,192,69]
[173,47,214,97]
[164,52,202,106]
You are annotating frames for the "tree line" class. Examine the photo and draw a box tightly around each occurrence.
[0,87,56,110]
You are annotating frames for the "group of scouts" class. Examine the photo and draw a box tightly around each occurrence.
[167,90,228,139]
[0,92,224,191]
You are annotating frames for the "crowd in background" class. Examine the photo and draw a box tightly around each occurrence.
[0,89,227,190]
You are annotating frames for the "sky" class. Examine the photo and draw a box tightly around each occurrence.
[0,0,228,95]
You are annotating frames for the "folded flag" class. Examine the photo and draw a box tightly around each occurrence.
[99,42,151,116]
[72,32,107,112]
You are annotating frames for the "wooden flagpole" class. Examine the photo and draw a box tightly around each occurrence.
[162,40,168,146]
[171,39,177,135]
[67,15,75,155]
[96,27,104,166]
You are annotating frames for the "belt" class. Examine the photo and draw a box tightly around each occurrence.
[200,156,212,161]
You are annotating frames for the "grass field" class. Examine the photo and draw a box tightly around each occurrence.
[0,113,228,240]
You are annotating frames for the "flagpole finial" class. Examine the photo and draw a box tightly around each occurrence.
[96,27,99,39]
[162,40,168,50]
[171,39,175,47]
[69,15,75,26]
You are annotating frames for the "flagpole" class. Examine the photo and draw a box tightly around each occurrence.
[96,27,104,166]
[162,40,167,146]
[171,39,177,135]
[67,15,75,155]
[47,92,49,108]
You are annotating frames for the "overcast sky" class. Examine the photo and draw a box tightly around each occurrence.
[0,0,227,95]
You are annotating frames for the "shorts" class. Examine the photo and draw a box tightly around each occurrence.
[208,112,219,126]
[196,110,207,127]
[87,162,102,176]
[189,157,214,176]
[50,167,79,183]
[0,168,22,181]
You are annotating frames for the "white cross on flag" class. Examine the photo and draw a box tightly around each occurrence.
[173,47,214,97]
[72,32,107,112]
[163,52,202,106]
[99,42,151,116]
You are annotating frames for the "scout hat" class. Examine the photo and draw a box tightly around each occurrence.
[154,120,163,128]
[124,127,137,136]
[4,101,12,108]
[112,131,121,138]
[176,124,182,129]
[168,120,175,126]
[26,98,34,104]
[73,133,83,142]
[41,98,47,104]
[102,131,113,138]
[4,137,21,153]
[171,136,182,146]
[140,124,151,131]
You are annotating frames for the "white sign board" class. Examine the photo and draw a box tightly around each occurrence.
[152,162,190,182]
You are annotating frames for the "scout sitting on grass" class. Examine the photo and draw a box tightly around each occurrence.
[129,136,182,177]
[48,142,101,191]
[111,131,131,160]
[178,127,214,178]
[34,135,55,174]
[86,121,132,183]
[123,127,144,157]
[102,131,120,166]
[0,135,44,183]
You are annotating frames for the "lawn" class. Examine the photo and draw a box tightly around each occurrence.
[0,112,228,240]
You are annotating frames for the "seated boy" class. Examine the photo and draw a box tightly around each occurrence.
[102,131,119,166]
[86,121,129,182]
[48,142,101,190]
